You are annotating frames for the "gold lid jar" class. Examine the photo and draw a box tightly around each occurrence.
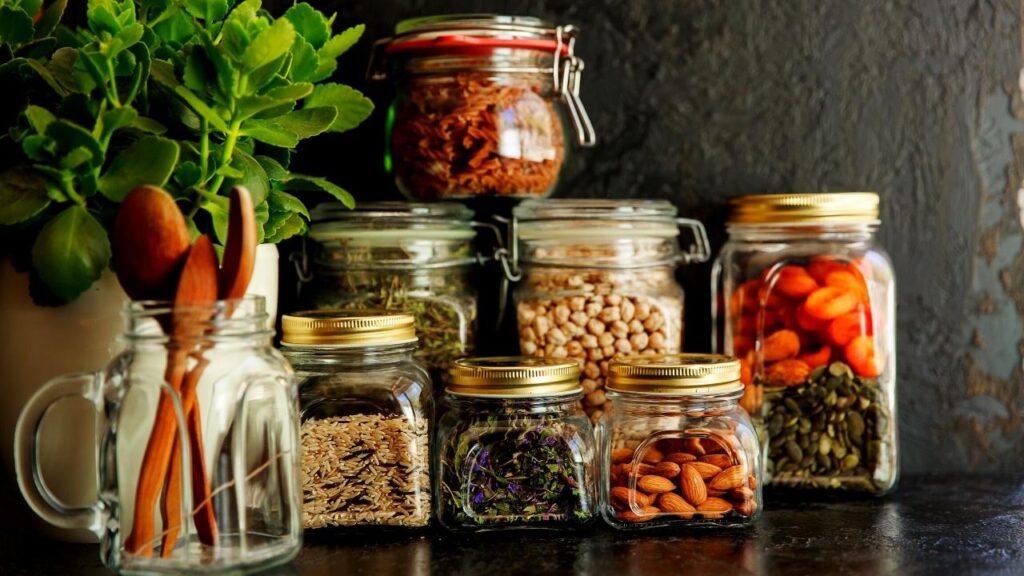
[607,353,743,396]
[446,356,581,397]
[281,310,417,347]
[728,192,880,225]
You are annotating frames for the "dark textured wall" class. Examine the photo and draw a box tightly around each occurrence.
[281,0,1024,475]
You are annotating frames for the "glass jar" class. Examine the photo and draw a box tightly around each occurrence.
[598,354,762,529]
[435,357,596,531]
[711,193,898,493]
[280,311,432,530]
[15,297,301,573]
[299,202,478,380]
[510,199,710,421]
[369,14,596,200]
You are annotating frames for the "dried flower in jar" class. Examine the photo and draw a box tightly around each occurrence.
[301,414,430,528]
[390,73,565,199]
[438,420,594,527]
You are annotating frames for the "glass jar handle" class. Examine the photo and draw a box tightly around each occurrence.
[676,218,711,264]
[14,371,104,535]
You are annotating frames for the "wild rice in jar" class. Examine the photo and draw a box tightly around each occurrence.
[281,311,433,529]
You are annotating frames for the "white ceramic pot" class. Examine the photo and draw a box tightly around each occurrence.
[1,244,279,542]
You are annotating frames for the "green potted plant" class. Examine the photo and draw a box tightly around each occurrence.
[0,0,372,540]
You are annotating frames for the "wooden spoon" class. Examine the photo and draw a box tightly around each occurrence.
[160,187,257,553]
[125,235,219,557]
[112,186,191,301]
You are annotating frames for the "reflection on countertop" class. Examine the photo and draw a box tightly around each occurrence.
[3,476,1022,575]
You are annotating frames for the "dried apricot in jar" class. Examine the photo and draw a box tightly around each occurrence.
[762,329,800,362]
[798,344,832,369]
[795,303,829,332]
[824,269,869,304]
[763,359,812,387]
[845,335,881,378]
[826,309,871,347]
[772,265,819,298]
[733,334,754,357]
[804,286,859,321]
[807,258,848,284]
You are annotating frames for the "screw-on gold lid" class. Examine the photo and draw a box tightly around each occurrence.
[729,192,880,224]
[446,356,582,397]
[281,310,417,347]
[607,353,743,396]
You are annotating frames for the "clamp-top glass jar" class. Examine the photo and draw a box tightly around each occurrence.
[711,193,898,493]
[598,354,762,529]
[435,357,596,531]
[299,202,479,380]
[369,14,596,200]
[281,311,433,530]
[510,199,710,422]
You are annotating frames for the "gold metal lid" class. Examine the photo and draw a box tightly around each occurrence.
[280,310,417,347]
[729,192,880,224]
[446,356,582,397]
[607,353,743,396]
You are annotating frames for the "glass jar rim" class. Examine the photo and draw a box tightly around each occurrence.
[515,199,682,241]
[122,296,271,340]
[385,14,568,58]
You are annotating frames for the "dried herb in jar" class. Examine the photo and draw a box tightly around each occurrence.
[439,418,594,526]
[763,361,894,491]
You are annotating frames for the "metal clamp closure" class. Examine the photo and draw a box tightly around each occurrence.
[677,218,711,264]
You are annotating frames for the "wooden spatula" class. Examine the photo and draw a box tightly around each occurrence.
[125,235,219,557]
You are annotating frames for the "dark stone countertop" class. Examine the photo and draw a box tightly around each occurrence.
[2,476,1022,575]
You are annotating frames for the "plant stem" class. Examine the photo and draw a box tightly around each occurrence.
[207,119,242,196]
[199,118,210,182]
[106,58,122,108]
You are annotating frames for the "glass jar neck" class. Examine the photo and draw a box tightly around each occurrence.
[607,390,742,413]
[120,298,272,348]
[443,393,582,414]
[395,50,557,86]
[282,342,418,365]
[726,221,879,242]
[519,236,682,268]
[311,237,476,271]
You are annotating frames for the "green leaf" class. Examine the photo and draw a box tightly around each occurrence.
[223,150,269,206]
[131,116,167,134]
[304,83,373,133]
[100,106,139,136]
[289,37,318,82]
[97,136,179,201]
[319,24,364,60]
[241,122,298,148]
[255,155,287,181]
[182,0,229,21]
[246,107,335,142]
[284,174,354,208]
[254,199,268,243]
[173,160,202,189]
[34,0,67,39]
[61,147,94,171]
[31,205,111,302]
[241,18,295,72]
[201,196,229,244]
[0,6,34,48]
[263,211,306,244]
[174,85,229,132]
[24,105,56,134]
[284,3,330,49]
[267,189,310,219]
[0,166,51,225]
[47,47,78,94]
[236,82,313,120]
[21,135,51,160]
[46,120,102,163]
[153,9,197,45]
[246,52,286,93]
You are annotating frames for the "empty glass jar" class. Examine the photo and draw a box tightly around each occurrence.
[369,14,596,200]
[299,202,478,381]
[510,199,710,422]
[598,354,762,529]
[435,357,596,531]
[281,311,432,530]
[15,297,301,573]
[711,193,898,493]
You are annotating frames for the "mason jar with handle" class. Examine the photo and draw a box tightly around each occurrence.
[15,297,302,573]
